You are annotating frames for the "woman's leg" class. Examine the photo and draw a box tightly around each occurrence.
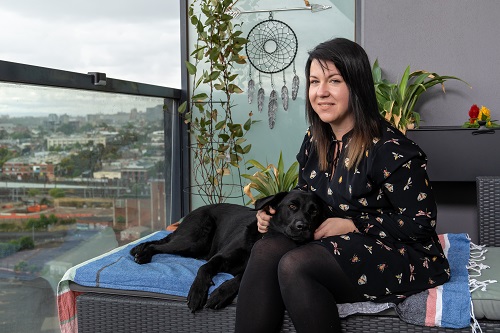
[278,243,365,333]
[235,234,298,333]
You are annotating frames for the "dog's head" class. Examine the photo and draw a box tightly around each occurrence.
[254,190,328,243]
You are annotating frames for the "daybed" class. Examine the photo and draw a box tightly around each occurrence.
[57,176,500,333]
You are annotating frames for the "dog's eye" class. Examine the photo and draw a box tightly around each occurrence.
[288,204,297,210]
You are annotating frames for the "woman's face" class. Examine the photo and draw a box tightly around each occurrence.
[308,59,354,132]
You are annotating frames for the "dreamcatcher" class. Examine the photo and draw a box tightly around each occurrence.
[246,12,299,129]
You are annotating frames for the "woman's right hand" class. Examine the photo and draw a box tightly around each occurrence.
[256,207,276,233]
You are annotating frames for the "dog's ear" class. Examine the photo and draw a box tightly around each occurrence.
[254,191,289,211]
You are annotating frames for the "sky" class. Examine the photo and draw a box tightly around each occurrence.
[0,0,181,88]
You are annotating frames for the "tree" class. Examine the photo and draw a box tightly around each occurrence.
[49,188,65,198]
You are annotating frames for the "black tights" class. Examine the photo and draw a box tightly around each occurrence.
[234,234,365,333]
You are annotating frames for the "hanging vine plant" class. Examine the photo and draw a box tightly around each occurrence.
[179,0,255,204]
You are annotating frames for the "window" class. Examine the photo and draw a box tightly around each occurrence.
[0,64,180,332]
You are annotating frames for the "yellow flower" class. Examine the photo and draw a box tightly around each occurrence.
[479,106,491,121]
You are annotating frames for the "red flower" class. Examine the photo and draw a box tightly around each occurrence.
[469,104,480,119]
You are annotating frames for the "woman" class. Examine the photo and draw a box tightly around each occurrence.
[234,38,450,333]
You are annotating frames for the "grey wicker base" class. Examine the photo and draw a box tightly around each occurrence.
[76,292,500,333]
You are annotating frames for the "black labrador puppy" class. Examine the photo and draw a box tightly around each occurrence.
[130,190,328,312]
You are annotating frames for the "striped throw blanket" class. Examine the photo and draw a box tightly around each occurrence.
[57,232,472,333]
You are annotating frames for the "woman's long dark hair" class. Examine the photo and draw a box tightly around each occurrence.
[305,38,384,171]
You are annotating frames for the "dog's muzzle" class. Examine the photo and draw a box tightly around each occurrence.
[293,220,309,231]
[286,220,313,242]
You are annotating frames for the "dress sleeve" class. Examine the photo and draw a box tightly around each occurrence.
[295,129,312,191]
[359,137,437,242]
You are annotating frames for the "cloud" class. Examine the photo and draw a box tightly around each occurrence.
[0,0,181,88]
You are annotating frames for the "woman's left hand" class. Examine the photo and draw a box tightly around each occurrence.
[314,217,358,240]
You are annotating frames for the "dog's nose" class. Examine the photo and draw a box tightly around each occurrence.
[294,220,308,230]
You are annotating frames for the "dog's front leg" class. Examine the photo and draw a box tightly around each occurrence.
[187,256,227,312]
[187,263,214,312]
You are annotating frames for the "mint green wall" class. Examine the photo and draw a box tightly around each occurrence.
[188,0,355,208]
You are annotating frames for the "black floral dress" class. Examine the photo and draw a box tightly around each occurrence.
[296,125,450,303]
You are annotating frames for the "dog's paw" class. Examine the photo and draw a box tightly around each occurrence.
[133,253,153,264]
[205,290,234,310]
[129,243,147,257]
[187,281,210,312]
[205,279,238,310]
[130,245,153,264]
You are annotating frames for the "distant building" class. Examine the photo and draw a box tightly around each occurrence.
[2,157,56,180]
[46,135,106,149]
[0,123,16,134]
[121,160,155,184]
[93,170,121,179]
[145,105,163,121]
[150,131,164,143]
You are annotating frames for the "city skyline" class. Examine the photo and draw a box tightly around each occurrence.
[0,82,168,118]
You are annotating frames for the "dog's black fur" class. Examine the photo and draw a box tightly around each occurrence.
[130,190,328,312]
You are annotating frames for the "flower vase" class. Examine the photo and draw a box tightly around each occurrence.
[477,120,487,131]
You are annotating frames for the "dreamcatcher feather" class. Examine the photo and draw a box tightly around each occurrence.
[246,13,298,128]
[281,85,289,111]
[257,72,265,113]
[268,89,277,129]
[281,72,289,111]
[257,87,265,113]
[292,64,300,100]
[247,78,255,104]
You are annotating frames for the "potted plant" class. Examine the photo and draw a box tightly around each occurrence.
[372,60,469,133]
[242,152,299,205]
[179,0,255,204]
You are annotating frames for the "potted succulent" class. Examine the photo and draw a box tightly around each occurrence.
[242,152,299,205]
[372,60,469,133]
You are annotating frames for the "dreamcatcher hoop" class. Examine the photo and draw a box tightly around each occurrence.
[246,14,298,74]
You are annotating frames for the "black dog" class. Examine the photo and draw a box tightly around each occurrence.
[129,190,327,312]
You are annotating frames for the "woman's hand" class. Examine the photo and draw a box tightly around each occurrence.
[314,217,358,240]
[256,207,276,233]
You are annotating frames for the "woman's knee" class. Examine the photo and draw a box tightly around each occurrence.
[247,234,297,270]
[277,244,330,285]
[277,246,310,285]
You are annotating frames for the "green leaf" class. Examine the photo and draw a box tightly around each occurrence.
[197,135,209,145]
[218,133,230,142]
[398,66,410,99]
[215,120,225,130]
[212,71,221,81]
[242,144,252,154]
[185,61,197,75]
[235,138,246,145]
[245,159,267,171]
[209,47,220,62]
[243,118,252,131]
[372,59,382,83]
[178,101,187,114]
[192,93,208,101]
[228,84,243,94]
[234,145,244,154]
